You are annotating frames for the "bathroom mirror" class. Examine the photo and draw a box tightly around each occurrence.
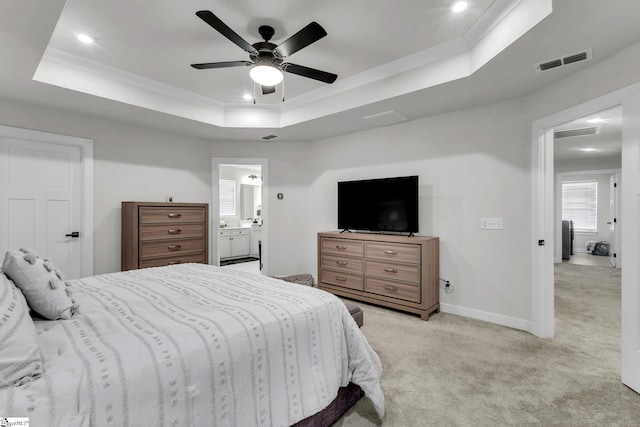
[241,184,261,220]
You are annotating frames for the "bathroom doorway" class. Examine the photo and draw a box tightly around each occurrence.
[211,158,268,275]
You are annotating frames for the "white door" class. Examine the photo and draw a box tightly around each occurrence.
[608,174,618,267]
[621,93,640,392]
[0,138,83,279]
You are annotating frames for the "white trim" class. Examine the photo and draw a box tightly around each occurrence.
[440,303,532,332]
[0,125,94,278]
[212,157,269,275]
[531,81,640,338]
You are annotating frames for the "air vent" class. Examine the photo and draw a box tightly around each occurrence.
[563,51,588,65]
[554,126,600,139]
[261,134,278,140]
[539,59,562,71]
[535,49,592,72]
[363,110,408,127]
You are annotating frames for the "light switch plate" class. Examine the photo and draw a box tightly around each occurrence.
[481,218,503,230]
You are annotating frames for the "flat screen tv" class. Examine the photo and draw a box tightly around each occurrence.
[338,175,418,234]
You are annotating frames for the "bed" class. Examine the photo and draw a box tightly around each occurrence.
[0,261,384,426]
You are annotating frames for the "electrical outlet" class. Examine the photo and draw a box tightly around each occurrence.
[165,196,173,202]
[481,217,503,230]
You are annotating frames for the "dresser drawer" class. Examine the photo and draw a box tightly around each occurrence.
[322,254,363,274]
[320,269,363,291]
[139,207,205,224]
[140,238,205,258]
[141,223,205,241]
[365,241,420,264]
[366,260,420,284]
[139,252,206,269]
[321,238,364,257]
[365,277,420,303]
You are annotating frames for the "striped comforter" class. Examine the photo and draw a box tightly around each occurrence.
[1,264,384,426]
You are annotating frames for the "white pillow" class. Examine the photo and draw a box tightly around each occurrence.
[2,249,78,320]
[0,272,43,388]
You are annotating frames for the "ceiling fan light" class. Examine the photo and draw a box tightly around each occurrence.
[250,65,283,86]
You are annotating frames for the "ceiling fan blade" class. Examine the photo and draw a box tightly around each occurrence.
[283,63,337,84]
[191,61,252,69]
[274,22,327,58]
[196,10,258,55]
[262,85,276,95]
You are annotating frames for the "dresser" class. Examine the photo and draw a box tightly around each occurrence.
[122,202,209,271]
[317,231,439,320]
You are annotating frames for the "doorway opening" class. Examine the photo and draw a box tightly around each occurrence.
[553,105,622,269]
[211,158,268,275]
[532,84,640,393]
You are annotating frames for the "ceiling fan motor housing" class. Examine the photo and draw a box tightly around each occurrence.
[251,41,283,66]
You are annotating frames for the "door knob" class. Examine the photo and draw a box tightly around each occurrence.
[65,231,80,238]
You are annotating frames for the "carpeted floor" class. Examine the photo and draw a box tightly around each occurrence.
[336,263,640,426]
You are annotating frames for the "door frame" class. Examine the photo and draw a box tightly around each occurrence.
[211,157,269,275]
[0,125,94,277]
[531,82,640,338]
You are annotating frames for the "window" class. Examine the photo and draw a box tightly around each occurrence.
[219,179,236,216]
[562,180,597,232]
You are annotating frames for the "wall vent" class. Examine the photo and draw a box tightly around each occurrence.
[535,49,592,72]
[261,134,278,140]
[364,110,408,127]
[554,126,600,139]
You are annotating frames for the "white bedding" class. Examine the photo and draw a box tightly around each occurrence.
[0,263,383,426]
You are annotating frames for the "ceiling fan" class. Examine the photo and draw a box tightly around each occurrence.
[191,11,338,96]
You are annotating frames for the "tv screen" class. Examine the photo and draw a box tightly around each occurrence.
[338,176,418,233]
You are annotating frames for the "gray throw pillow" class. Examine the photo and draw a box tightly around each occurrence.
[2,249,78,320]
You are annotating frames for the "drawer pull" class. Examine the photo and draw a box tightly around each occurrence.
[168,261,181,265]
[167,245,182,250]
[336,261,348,266]
[335,276,347,282]
[167,213,182,218]
[383,249,398,255]
[383,285,398,292]
[336,245,347,250]
[168,229,182,234]
[384,267,398,273]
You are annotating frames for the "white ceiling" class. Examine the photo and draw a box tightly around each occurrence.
[2,0,640,143]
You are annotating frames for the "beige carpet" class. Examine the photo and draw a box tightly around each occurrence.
[336,263,640,426]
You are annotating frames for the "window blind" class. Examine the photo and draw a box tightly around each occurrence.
[219,179,236,216]
[562,180,597,231]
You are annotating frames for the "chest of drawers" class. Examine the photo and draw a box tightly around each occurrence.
[318,231,439,320]
[122,202,209,270]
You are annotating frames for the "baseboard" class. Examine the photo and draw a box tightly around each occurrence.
[440,303,532,333]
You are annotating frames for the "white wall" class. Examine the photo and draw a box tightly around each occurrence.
[306,98,533,324]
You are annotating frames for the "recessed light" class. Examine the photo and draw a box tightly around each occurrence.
[451,1,468,13]
[580,148,597,152]
[243,94,252,101]
[587,118,604,124]
[76,34,95,44]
